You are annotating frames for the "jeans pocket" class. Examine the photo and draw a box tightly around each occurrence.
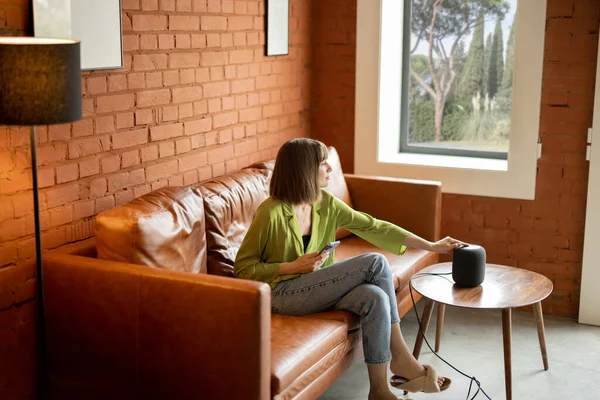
[272,279,292,295]
[271,281,289,314]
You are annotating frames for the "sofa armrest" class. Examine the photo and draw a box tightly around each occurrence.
[43,253,271,400]
[344,174,442,242]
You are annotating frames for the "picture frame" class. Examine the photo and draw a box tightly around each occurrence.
[266,0,289,56]
[32,0,124,71]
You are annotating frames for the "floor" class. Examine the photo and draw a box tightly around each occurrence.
[320,303,600,400]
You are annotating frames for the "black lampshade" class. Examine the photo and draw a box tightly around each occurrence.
[0,37,82,125]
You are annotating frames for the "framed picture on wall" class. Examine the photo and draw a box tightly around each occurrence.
[266,0,289,56]
[32,0,123,71]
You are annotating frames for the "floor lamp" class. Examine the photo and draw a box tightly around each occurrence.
[0,37,82,393]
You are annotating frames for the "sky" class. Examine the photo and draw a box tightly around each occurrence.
[412,0,517,61]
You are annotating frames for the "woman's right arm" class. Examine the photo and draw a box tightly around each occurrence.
[279,252,328,275]
[235,207,329,280]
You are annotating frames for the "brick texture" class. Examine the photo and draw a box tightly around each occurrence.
[311,0,599,318]
[0,0,311,398]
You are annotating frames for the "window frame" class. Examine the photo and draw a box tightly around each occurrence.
[354,0,546,200]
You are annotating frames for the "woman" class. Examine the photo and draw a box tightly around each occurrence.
[235,138,465,399]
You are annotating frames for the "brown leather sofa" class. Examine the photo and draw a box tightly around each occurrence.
[42,148,441,400]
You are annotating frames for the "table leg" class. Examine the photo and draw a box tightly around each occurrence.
[533,301,549,370]
[502,308,512,400]
[413,298,434,360]
[435,303,445,352]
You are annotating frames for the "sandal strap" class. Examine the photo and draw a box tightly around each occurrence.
[390,365,443,393]
[422,365,442,392]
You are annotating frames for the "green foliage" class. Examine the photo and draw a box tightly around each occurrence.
[502,13,516,91]
[442,100,470,140]
[459,13,485,100]
[409,99,436,142]
[495,87,513,114]
[457,105,511,143]
[483,33,493,96]
[495,21,504,93]
[448,40,467,101]
[410,55,431,102]
[487,20,504,98]
[411,0,509,43]
[409,99,472,142]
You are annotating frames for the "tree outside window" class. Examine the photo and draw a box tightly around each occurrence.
[402,0,516,158]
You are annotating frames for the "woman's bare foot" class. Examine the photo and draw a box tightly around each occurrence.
[389,361,446,387]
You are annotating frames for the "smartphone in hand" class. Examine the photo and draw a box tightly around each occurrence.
[319,241,341,255]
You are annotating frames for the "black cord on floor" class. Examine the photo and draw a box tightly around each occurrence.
[409,272,492,400]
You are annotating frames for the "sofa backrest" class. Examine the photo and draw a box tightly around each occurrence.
[198,167,272,277]
[325,147,354,240]
[94,146,353,277]
[95,186,207,274]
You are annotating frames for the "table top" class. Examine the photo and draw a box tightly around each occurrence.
[410,263,553,309]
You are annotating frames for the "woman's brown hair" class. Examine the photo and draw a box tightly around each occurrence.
[270,138,328,205]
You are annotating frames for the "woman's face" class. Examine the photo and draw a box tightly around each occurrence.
[318,159,333,188]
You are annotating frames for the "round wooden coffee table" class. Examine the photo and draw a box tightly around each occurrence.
[410,263,553,400]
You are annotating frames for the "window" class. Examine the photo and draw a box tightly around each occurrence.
[401,0,517,160]
[355,0,546,200]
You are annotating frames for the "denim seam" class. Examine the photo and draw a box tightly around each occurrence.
[365,356,392,365]
[366,262,380,286]
[279,269,364,296]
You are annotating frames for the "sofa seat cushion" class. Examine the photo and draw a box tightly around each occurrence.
[308,310,360,331]
[271,315,348,395]
[333,236,439,290]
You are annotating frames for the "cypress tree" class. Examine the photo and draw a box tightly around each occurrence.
[459,13,485,101]
[488,20,504,98]
[494,21,504,96]
[449,40,467,100]
[483,33,493,96]
[502,13,516,91]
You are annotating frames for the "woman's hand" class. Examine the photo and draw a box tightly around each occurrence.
[430,236,469,253]
[279,252,329,275]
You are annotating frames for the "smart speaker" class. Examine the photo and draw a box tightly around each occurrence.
[452,244,486,287]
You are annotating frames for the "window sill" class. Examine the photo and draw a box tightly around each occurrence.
[380,152,508,172]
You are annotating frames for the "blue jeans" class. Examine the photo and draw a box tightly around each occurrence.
[271,253,400,364]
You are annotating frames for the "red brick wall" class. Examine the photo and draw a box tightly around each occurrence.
[0,0,311,398]
[312,0,599,317]
[311,0,356,174]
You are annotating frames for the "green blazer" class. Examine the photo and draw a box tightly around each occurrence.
[234,190,411,289]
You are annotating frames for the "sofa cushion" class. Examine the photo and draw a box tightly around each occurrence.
[95,186,207,274]
[325,147,354,241]
[247,160,275,171]
[271,315,348,395]
[308,310,360,331]
[199,168,272,276]
[334,236,439,290]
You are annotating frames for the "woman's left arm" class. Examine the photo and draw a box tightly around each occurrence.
[332,193,467,255]
[404,234,468,254]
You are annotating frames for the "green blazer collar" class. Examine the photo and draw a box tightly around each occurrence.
[281,197,323,252]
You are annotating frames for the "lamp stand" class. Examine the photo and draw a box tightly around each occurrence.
[30,125,48,392]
